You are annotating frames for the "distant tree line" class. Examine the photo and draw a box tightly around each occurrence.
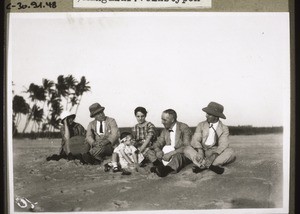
[228,125,283,135]
[13,125,283,139]
[12,75,91,137]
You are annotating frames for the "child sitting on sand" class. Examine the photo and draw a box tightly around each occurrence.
[104,132,144,175]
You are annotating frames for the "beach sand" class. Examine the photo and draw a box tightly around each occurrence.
[12,134,283,212]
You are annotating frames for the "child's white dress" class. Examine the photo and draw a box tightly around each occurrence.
[113,143,144,168]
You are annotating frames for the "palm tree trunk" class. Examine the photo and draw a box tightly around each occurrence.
[22,114,31,133]
[75,96,82,115]
[16,113,21,127]
[65,97,69,111]
[31,121,35,132]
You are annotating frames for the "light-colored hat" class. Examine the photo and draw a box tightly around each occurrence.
[60,111,76,123]
[202,102,226,119]
[89,103,105,118]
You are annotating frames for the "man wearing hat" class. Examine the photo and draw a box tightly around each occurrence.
[46,111,86,161]
[184,102,236,174]
[82,103,120,164]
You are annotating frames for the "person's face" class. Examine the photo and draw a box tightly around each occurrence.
[66,117,74,125]
[124,135,133,146]
[95,111,106,121]
[135,111,146,124]
[206,113,219,123]
[161,113,175,129]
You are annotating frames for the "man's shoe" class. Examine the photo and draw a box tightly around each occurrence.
[104,163,111,172]
[139,159,148,167]
[150,166,157,173]
[121,170,131,175]
[192,166,206,174]
[155,166,173,177]
[81,153,95,165]
[46,154,61,161]
[209,165,225,174]
[152,159,164,167]
[112,167,121,173]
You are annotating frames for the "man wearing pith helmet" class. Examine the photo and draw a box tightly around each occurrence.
[184,102,236,174]
[82,102,120,164]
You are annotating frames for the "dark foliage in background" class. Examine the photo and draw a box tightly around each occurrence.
[13,126,283,139]
[12,75,91,137]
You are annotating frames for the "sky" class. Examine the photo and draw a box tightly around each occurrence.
[8,12,290,130]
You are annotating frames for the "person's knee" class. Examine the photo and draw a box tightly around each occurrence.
[183,146,194,156]
[171,153,185,164]
[145,149,158,162]
[226,148,235,158]
[172,153,182,159]
[226,148,236,163]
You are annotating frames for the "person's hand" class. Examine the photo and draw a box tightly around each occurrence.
[205,149,214,158]
[195,152,203,163]
[204,153,218,168]
[199,159,206,169]
[163,152,173,161]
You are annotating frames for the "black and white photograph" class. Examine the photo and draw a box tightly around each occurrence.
[7,12,290,213]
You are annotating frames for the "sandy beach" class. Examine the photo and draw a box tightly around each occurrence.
[12,134,283,212]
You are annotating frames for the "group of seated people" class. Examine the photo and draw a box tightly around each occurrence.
[46,101,236,177]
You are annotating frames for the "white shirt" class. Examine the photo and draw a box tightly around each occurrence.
[96,120,106,135]
[205,121,219,146]
[162,123,177,166]
[169,122,177,147]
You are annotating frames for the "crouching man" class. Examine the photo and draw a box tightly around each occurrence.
[81,102,120,164]
[146,109,192,177]
[184,102,236,174]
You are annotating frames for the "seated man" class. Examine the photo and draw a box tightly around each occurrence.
[46,111,86,161]
[184,102,236,174]
[146,109,192,177]
[81,102,120,165]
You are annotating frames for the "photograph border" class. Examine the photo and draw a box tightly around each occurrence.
[3,0,295,213]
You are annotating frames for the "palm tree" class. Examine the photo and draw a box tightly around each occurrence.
[64,75,77,110]
[23,83,46,133]
[18,75,91,135]
[56,75,69,107]
[42,79,55,131]
[42,79,55,106]
[27,83,46,103]
[69,96,79,111]
[48,114,61,132]
[13,95,30,134]
[74,76,91,114]
[30,104,44,133]
[47,99,63,132]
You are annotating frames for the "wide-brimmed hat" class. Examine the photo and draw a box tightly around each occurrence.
[202,102,226,119]
[89,103,105,117]
[60,111,76,123]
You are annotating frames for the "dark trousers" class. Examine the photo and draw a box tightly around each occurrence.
[89,143,113,160]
